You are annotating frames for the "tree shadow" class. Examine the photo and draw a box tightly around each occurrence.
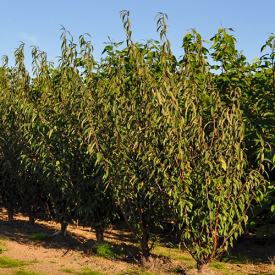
[220,234,275,264]
[103,229,138,244]
[0,207,141,264]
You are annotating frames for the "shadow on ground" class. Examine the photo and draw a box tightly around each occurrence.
[225,234,275,264]
[0,207,140,264]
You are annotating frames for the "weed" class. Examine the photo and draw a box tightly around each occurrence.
[0,256,30,268]
[28,233,50,241]
[91,241,120,259]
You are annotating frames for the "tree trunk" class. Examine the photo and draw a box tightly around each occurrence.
[60,220,68,236]
[6,201,14,223]
[28,210,35,225]
[141,230,149,259]
[197,260,206,274]
[95,228,104,242]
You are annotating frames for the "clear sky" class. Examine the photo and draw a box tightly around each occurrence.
[1,0,274,72]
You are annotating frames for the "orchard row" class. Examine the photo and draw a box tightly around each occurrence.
[0,11,274,272]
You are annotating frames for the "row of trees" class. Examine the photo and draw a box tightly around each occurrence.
[0,11,274,273]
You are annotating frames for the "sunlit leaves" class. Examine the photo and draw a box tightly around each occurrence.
[0,11,274,270]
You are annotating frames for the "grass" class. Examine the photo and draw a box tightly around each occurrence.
[78,267,103,275]
[61,268,76,273]
[0,246,8,253]
[30,259,40,264]
[61,267,103,275]
[220,253,257,264]
[91,241,121,259]
[0,240,8,253]
[0,236,10,240]
[15,270,43,275]
[28,233,50,241]
[119,270,154,275]
[153,245,195,264]
[211,261,227,269]
[0,256,30,268]
[210,261,232,275]
[150,243,195,273]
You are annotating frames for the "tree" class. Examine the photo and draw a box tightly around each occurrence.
[160,29,265,273]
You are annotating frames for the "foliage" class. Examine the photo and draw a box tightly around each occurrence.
[0,27,116,236]
[152,28,265,272]
[0,10,274,273]
[84,11,176,257]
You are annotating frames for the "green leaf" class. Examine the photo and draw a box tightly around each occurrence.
[221,158,227,171]
[96,152,103,163]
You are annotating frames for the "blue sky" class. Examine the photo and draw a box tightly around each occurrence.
[1,0,274,72]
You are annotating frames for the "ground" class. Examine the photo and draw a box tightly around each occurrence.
[0,207,274,275]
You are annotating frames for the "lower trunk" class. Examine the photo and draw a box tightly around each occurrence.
[95,228,104,242]
[60,220,68,236]
[197,260,206,274]
[28,210,35,225]
[141,230,150,259]
[6,201,14,223]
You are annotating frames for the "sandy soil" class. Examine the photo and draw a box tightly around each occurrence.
[0,207,275,275]
[0,207,145,275]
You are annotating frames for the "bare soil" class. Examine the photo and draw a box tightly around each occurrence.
[0,207,185,275]
[0,207,275,275]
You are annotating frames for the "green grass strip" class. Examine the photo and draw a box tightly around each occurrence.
[28,233,50,241]
[0,256,30,268]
